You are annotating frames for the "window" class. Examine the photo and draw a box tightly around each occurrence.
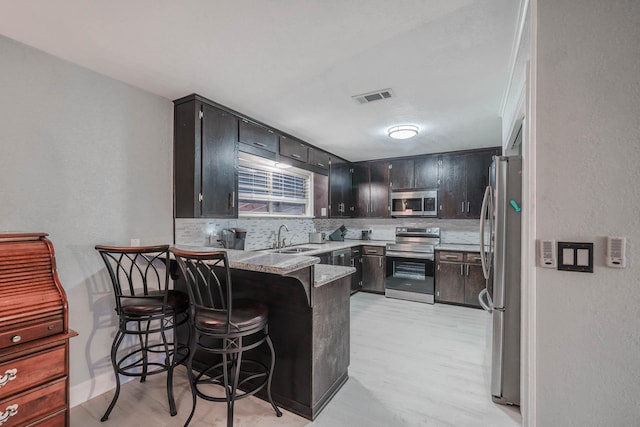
[238,154,312,217]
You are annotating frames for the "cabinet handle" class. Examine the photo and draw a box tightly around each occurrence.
[229,192,235,208]
[443,255,458,260]
[0,369,17,388]
[466,264,470,276]
[461,201,465,212]
[467,201,470,212]
[292,154,301,159]
[253,141,266,147]
[317,163,325,168]
[198,193,203,202]
[365,250,378,254]
[0,404,18,423]
[379,257,382,267]
[460,264,464,275]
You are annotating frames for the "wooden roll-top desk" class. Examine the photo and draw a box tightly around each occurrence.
[0,233,77,426]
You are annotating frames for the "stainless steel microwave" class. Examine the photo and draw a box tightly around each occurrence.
[391,190,438,217]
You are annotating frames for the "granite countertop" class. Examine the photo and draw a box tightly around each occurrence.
[260,239,392,256]
[314,264,355,287]
[173,245,319,275]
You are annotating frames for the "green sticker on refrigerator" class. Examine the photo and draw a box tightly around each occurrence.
[509,200,521,212]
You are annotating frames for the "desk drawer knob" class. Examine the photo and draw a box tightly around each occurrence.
[0,403,18,424]
[10,335,21,343]
[0,369,17,388]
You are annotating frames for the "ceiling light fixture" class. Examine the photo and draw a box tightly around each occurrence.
[388,125,419,140]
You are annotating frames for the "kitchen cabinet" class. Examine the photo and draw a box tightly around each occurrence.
[313,173,329,218]
[329,159,352,217]
[279,135,309,163]
[414,155,440,189]
[238,119,278,159]
[174,95,238,218]
[350,246,363,294]
[361,245,385,293]
[353,161,390,218]
[308,147,331,172]
[439,148,497,219]
[389,159,414,191]
[435,251,484,308]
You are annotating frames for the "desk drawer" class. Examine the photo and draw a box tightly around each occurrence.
[0,377,66,426]
[0,344,66,396]
[0,316,63,350]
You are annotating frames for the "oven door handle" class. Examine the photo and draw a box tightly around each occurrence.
[385,251,434,260]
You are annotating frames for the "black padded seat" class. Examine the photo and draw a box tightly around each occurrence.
[194,299,268,334]
[120,290,190,316]
[171,248,282,427]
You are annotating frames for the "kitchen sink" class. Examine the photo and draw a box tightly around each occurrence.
[274,247,316,254]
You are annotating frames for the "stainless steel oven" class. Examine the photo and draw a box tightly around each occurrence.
[390,190,438,217]
[385,227,440,304]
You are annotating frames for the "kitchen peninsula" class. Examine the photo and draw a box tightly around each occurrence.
[170,246,355,420]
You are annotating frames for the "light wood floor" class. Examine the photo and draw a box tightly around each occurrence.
[71,292,522,426]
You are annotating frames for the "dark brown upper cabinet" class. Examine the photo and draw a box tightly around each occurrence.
[390,154,439,191]
[329,158,353,218]
[308,147,331,171]
[279,135,309,163]
[389,159,414,191]
[439,148,498,219]
[353,161,390,218]
[174,96,238,218]
[238,119,279,156]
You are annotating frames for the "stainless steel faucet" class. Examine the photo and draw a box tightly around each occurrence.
[276,224,289,249]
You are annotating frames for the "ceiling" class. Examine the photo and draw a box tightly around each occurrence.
[0,0,521,162]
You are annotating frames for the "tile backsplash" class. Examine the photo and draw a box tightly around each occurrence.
[175,217,482,250]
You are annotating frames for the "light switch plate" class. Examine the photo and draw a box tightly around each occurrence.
[557,242,593,273]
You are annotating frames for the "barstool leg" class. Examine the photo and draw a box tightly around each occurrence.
[265,333,283,417]
[101,329,126,422]
[160,324,177,416]
[184,332,199,427]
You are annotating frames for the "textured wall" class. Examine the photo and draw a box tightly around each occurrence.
[0,35,174,405]
[534,1,640,425]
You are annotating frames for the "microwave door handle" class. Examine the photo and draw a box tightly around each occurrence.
[479,186,492,279]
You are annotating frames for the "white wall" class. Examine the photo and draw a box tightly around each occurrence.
[0,35,174,404]
[533,1,640,425]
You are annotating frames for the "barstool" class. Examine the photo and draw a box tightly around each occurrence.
[170,248,282,427]
[95,244,190,421]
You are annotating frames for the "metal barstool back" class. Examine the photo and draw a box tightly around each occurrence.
[95,244,190,421]
[170,248,282,427]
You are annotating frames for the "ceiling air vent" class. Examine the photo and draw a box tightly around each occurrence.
[352,88,394,104]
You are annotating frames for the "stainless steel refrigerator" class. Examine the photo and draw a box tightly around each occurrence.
[479,155,522,406]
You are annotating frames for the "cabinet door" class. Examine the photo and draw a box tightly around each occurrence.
[435,262,465,304]
[308,147,331,171]
[389,159,414,191]
[329,161,352,217]
[439,154,466,218]
[174,100,201,218]
[361,255,385,293]
[352,164,370,217]
[238,120,278,153]
[464,150,496,218]
[464,263,485,307]
[414,155,439,189]
[369,161,390,217]
[313,173,329,218]
[351,256,363,293]
[279,136,309,163]
[201,103,238,217]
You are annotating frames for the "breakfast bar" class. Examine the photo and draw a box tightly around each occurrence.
[170,246,354,420]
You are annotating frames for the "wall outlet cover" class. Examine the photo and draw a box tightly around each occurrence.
[557,242,593,273]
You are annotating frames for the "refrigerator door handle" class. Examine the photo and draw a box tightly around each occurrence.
[479,186,492,279]
[478,288,494,312]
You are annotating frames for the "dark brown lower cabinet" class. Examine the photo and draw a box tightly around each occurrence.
[361,246,385,293]
[435,251,483,308]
